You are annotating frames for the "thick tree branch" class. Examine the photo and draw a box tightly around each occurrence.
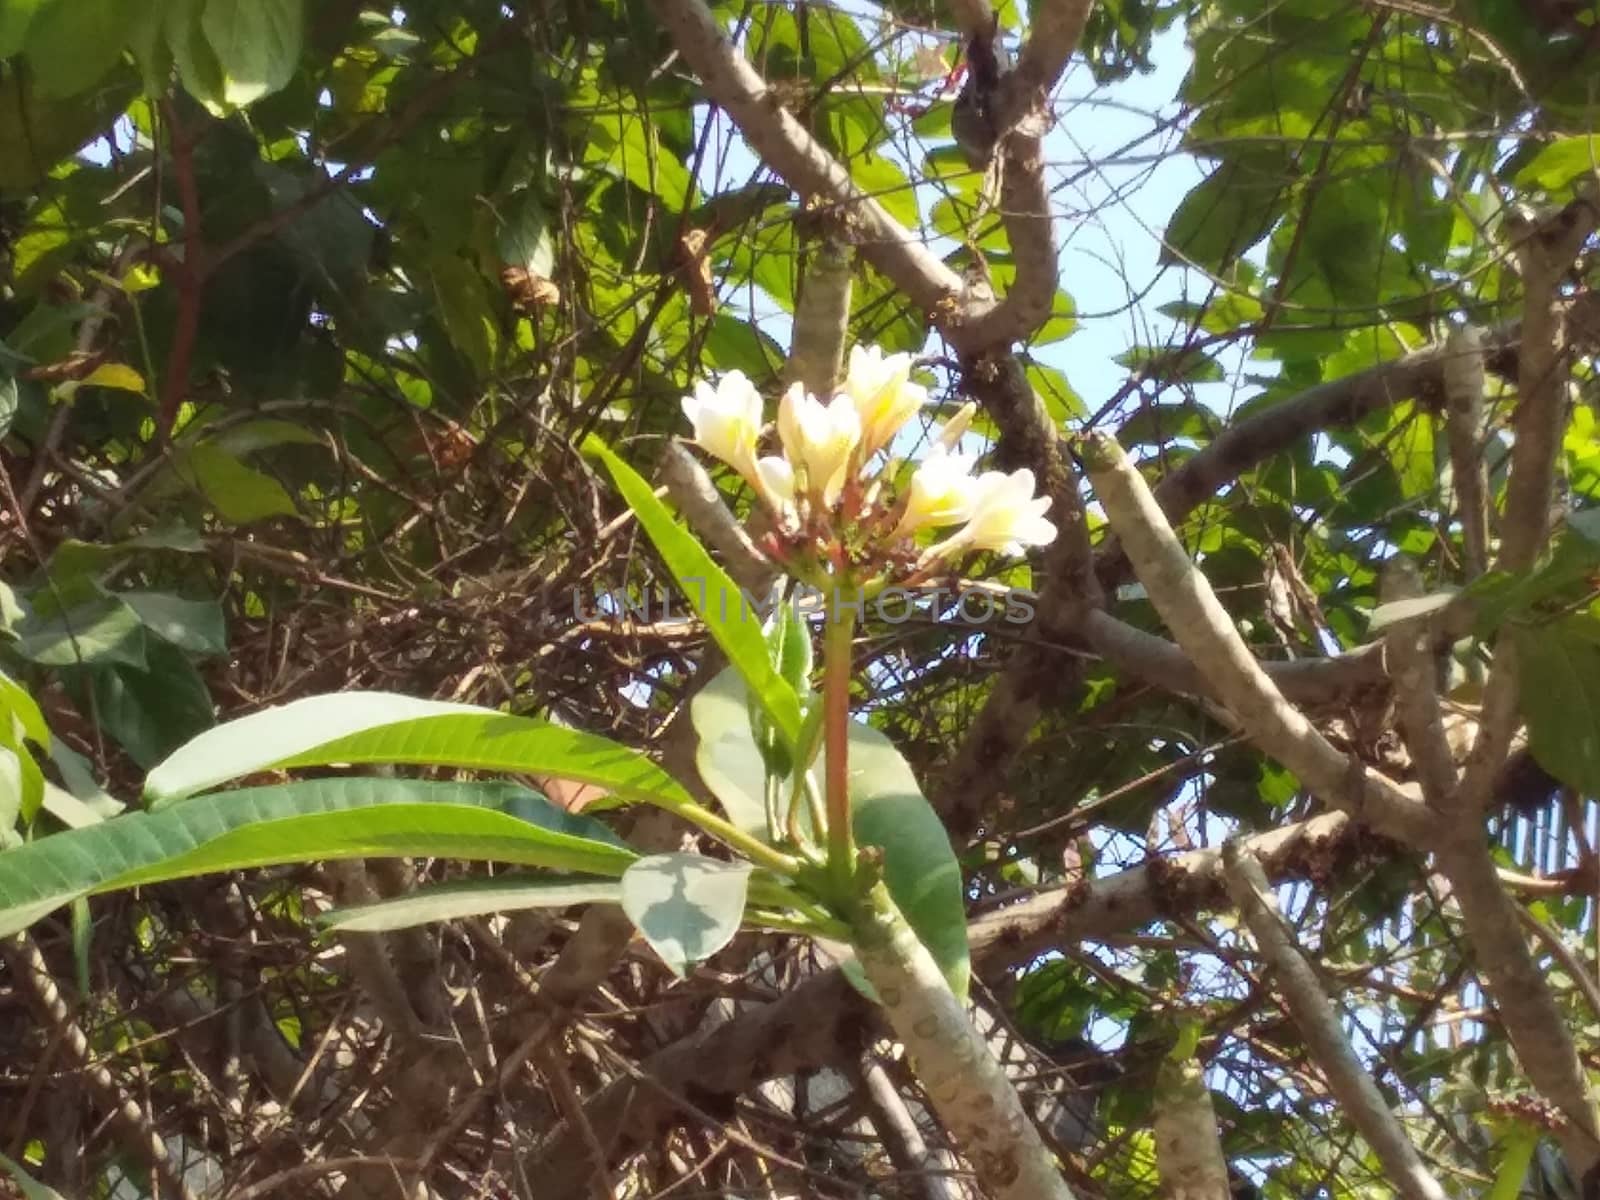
[646,0,1090,357]
[1093,293,1600,593]
[1457,199,1598,818]
[1081,432,1432,844]
[1222,844,1449,1200]
[992,0,1095,140]
[647,0,963,322]
[1083,610,1385,709]
[1442,325,1491,578]
[1378,559,1458,806]
[935,354,1100,840]
[1432,839,1600,1173]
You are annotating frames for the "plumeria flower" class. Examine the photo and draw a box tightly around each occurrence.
[921,467,1057,564]
[891,447,979,541]
[681,370,764,483]
[841,344,929,458]
[777,383,860,508]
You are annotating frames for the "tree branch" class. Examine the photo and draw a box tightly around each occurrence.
[1432,839,1600,1173]
[1457,198,1599,818]
[1080,431,1432,844]
[1378,558,1458,806]
[1093,293,1600,593]
[1222,843,1449,1200]
[3,933,199,1200]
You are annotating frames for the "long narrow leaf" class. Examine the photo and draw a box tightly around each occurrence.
[323,875,624,932]
[147,696,693,810]
[584,436,803,747]
[145,692,480,801]
[0,778,635,937]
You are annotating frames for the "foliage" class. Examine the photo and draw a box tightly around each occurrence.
[2,0,1600,1195]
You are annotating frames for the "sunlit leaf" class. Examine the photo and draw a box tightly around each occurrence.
[620,852,752,977]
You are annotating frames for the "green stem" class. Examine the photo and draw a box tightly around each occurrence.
[822,601,857,888]
[653,797,803,877]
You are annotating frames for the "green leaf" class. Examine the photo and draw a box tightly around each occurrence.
[1368,589,1457,632]
[144,691,695,811]
[1115,346,1223,385]
[0,1153,67,1200]
[81,362,145,393]
[620,852,752,977]
[1513,618,1600,796]
[0,60,130,191]
[1514,136,1600,192]
[23,0,137,98]
[429,254,497,376]
[86,640,215,770]
[583,437,804,748]
[497,191,556,277]
[0,371,17,440]
[0,0,47,59]
[121,591,227,656]
[691,666,774,838]
[176,445,300,523]
[770,602,813,697]
[0,669,50,748]
[14,593,147,668]
[1025,361,1086,422]
[0,778,636,937]
[704,315,782,382]
[324,875,623,933]
[200,0,303,107]
[849,721,969,999]
[1161,162,1285,274]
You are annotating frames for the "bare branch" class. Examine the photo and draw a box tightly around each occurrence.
[658,440,775,595]
[1222,843,1450,1200]
[851,1056,972,1200]
[1094,293,1600,592]
[1083,610,1385,709]
[993,0,1096,139]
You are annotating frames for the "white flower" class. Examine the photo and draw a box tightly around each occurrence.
[777,382,860,508]
[892,447,978,540]
[681,371,763,481]
[841,344,928,458]
[755,455,797,524]
[922,467,1056,563]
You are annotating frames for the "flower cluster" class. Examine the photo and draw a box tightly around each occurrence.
[681,345,1056,585]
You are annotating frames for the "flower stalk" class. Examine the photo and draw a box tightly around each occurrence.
[823,600,857,887]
